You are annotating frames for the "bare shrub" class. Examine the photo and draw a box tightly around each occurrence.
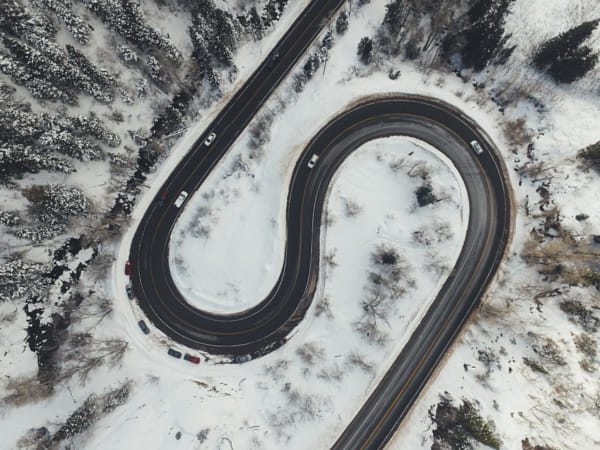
[315,296,333,319]
[407,162,431,180]
[324,249,338,268]
[579,359,596,373]
[296,342,325,365]
[388,157,407,172]
[560,300,599,332]
[264,359,289,382]
[353,320,388,346]
[317,364,344,382]
[503,118,534,148]
[534,338,566,366]
[574,333,597,359]
[343,197,363,217]
[347,351,374,373]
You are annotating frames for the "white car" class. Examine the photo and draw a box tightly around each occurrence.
[174,191,188,208]
[307,153,319,168]
[204,132,216,146]
[470,140,484,155]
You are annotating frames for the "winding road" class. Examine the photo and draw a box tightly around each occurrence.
[129,2,511,448]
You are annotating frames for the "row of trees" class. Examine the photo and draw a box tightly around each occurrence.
[0,82,120,178]
[362,0,598,84]
[0,2,115,103]
[188,0,289,90]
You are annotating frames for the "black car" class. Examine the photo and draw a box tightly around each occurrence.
[267,51,280,69]
[138,320,150,335]
[168,348,182,359]
[126,285,134,300]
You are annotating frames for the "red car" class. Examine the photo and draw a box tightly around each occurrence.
[184,354,200,364]
[125,261,132,276]
[158,190,168,206]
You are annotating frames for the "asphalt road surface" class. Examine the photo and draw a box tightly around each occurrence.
[129,2,511,448]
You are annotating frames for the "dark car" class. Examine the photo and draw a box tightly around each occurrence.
[168,348,182,359]
[138,320,150,335]
[184,354,200,364]
[126,285,134,299]
[267,51,280,69]
[125,261,132,276]
[158,190,168,206]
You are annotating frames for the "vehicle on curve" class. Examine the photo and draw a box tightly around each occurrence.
[307,153,319,168]
[168,348,182,359]
[174,191,188,208]
[234,354,252,364]
[184,354,201,364]
[125,261,132,276]
[158,189,168,206]
[138,320,150,334]
[470,140,484,155]
[126,284,134,299]
[204,132,216,146]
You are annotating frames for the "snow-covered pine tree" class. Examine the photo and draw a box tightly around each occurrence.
[461,0,515,71]
[336,10,349,35]
[358,36,374,64]
[533,19,600,83]
[31,0,91,45]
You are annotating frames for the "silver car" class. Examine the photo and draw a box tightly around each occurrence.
[307,153,319,168]
[174,191,188,208]
[204,132,216,146]
[470,140,484,155]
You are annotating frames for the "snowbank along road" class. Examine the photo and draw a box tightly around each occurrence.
[128,0,511,448]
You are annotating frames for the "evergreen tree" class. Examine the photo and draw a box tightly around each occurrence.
[383,0,411,36]
[31,0,91,45]
[533,19,600,83]
[303,53,321,79]
[357,37,374,64]
[462,0,514,71]
[336,10,349,35]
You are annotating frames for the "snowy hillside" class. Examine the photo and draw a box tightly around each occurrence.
[1,0,600,449]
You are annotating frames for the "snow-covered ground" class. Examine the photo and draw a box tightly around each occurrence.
[2,0,600,448]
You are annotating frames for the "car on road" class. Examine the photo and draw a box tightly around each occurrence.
[158,190,168,206]
[174,191,188,208]
[126,284,134,299]
[138,320,150,334]
[204,132,216,146]
[184,354,201,364]
[307,153,319,168]
[125,261,132,276]
[234,354,252,364]
[168,348,182,359]
[267,51,280,69]
[470,140,484,155]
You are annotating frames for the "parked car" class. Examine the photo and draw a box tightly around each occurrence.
[234,354,252,364]
[307,153,319,168]
[125,261,132,276]
[174,191,188,208]
[126,285,134,299]
[470,140,484,155]
[184,354,201,364]
[158,189,168,206]
[203,132,216,146]
[168,348,182,359]
[267,51,280,69]
[138,320,150,335]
